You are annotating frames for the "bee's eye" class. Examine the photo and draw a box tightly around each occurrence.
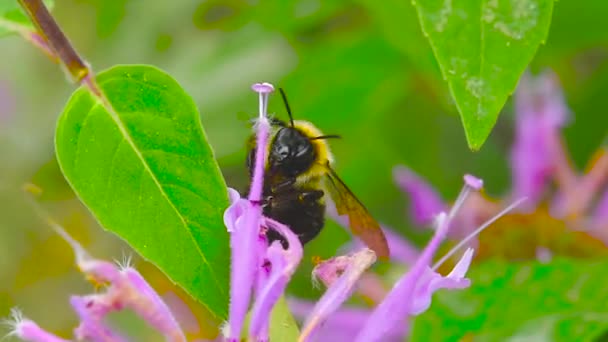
[277,145,290,158]
[270,128,316,176]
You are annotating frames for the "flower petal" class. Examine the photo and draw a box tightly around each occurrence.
[121,267,186,341]
[409,248,474,315]
[225,200,263,340]
[393,165,445,226]
[289,299,406,342]
[356,213,449,342]
[510,71,571,208]
[6,309,70,342]
[300,248,377,341]
[249,218,303,341]
[71,296,128,342]
[225,83,274,340]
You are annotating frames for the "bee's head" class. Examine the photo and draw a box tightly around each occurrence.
[269,126,316,177]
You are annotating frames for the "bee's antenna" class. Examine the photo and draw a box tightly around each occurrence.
[279,88,295,127]
[309,135,341,140]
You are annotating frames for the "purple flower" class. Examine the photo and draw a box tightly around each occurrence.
[290,176,525,341]
[390,70,608,247]
[223,82,305,341]
[408,248,473,315]
[71,295,129,342]
[249,218,303,341]
[510,71,570,208]
[393,165,446,226]
[5,309,70,342]
[289,300,405,341]
[223,188,265,341]
[355,176,481,341]
[7,216,186,342]
[299,248,377,341]
[223,83,273,341]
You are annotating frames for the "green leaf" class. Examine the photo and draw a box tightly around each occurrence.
[412,0,554,150]
[412,258,608,341]
[0,0,54,37]
[55,64,230,319]
[243,297,301,341]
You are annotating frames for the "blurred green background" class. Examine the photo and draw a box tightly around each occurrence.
[1,0,607,340]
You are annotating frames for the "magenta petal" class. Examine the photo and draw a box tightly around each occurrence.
[510,71,569,207]
[7,309,70,342]
[300,249,377,341]
[70,296,128,342]
[410,248,474,315]
[356,213,449,342]
[289,299,406,341]
[249,218,303,341]
[393,166,445,226]
[225,198,262,339]
[224,84,274,339]
[121,268,185,341]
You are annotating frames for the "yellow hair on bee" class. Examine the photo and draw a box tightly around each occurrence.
[292,120,334,185]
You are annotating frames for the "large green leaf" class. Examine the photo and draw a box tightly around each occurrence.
[243,297,301,341]
[55,64,230,319]
[0,0,54,37]
[268,297,301,341]
[412,258,608,341]
[412,0,554,150]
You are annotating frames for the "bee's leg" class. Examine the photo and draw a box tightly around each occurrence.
[249,197,270,207]
[272,177,297,193]
[298,190,324,203]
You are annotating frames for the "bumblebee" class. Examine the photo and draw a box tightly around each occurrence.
[246,89,389,259]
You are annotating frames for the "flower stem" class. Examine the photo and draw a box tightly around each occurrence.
[18,0,102,96]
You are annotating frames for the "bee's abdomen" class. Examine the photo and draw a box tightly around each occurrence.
[264,189,325,249]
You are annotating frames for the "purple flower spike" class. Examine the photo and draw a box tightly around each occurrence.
[5,309,70,342]
[249,218,303,341]
[393,165,445,226]
[356,213,450,342]
[300,248,377,341]
[510,71,570,208]
[224,83,275,340]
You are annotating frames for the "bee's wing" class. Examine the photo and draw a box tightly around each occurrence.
[324,164,389,260]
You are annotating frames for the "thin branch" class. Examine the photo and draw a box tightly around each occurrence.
[18,0,101,96]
